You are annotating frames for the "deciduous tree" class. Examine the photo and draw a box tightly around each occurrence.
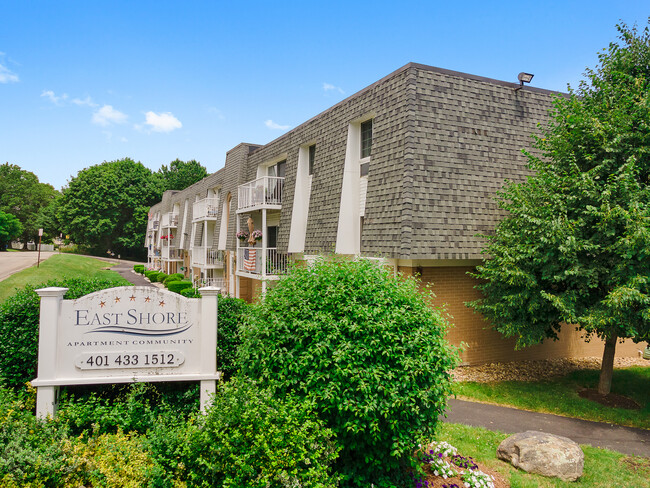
[156,158,207,191]
[0,163,58,246]
[58,158,162,258]
[0,211,22,250]
[470,21,650,395]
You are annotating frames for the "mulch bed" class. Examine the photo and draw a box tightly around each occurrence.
[578,388,641,410]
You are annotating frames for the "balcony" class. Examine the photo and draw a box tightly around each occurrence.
[193,197,219,221]
[191,247,225,268]
[161,247,183,261]
[237,176,284,211]
[161,212,179,228]
[193,276,227,292]
[237,247,288,276]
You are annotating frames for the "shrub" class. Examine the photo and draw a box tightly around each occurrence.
[133,264,145,274]
[166,281,193,294]
[239,258,460,487]
[0,278,128,389]
[180,287,201,298]
[145,271,160,282]
[183,377,340,488]
[156,272,169,283]
[216,295,249,379]
[163,273,184,286]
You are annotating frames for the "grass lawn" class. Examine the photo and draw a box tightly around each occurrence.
[437,422,650,488]
[453,367,650,430]
[0,253,129,303]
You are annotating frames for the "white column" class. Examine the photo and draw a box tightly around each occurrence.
[198,286,220,413]
[34,287,68,418]
[261,209,267,295]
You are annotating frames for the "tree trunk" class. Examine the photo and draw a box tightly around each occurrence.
[598,333,618,395]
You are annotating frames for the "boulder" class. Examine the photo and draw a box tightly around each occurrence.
[497,431,584,481]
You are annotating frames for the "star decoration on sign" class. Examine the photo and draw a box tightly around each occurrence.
[159,300,165,307]
[114,297,121,303]
[99,301,106,308]
[144,297,151,303]
[130,295,136,301]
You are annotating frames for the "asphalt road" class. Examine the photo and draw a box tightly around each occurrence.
[0,250,56,282]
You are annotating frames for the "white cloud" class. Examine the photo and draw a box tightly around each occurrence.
[92,105,128,126]
[144,111,182,133]
[0,63,18,83]
[41,90,68,104]
[72,96,97,107]
[265,119,290,130]
[323,82,344,94]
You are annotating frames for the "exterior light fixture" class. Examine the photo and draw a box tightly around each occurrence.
[514,72,534,92]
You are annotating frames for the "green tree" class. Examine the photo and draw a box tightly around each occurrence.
[0,163,58,246]
[58,158,162,259]
[470,21,650,395]
[239,259,458,487]
[156,159,208,191]
[0,211,22,250]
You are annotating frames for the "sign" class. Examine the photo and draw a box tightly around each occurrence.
[38,228,43,236]
[32,286,221,418]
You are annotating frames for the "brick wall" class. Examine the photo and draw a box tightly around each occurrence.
[400,266,640,364]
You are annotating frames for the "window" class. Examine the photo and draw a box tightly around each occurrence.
[269,160,286,178]
[267,226,278,248]
[308,145,315,176]
[360,119,372,159]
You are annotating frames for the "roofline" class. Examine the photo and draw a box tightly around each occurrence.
[247,62,566,156]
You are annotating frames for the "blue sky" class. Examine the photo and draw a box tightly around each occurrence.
[1,1,648,191]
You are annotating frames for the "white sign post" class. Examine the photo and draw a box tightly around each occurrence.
[32,286,221,418]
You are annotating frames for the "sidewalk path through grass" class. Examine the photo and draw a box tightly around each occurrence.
[0,251,56,282]
[443,398,650,458]
[94,257,154,287]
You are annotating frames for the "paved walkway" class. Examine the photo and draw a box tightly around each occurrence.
[443,398,650,458]
[0,251,56,281]
[92,257,154,287]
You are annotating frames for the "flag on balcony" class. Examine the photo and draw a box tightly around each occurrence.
[244,249,257,272]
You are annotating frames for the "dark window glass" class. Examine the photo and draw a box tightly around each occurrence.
[360,119,372,158]
[308,145,315,175]
[360,162,369,177]
[276,160,286,178]
[267,226,278,248]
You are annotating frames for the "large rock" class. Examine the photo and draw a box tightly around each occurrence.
[497,431,584,481]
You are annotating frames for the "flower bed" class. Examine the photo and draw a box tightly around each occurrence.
[412,442,509,488]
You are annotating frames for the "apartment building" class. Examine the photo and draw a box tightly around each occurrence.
[145,62,639,364]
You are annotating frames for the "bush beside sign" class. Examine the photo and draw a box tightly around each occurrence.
[32,285,221,418]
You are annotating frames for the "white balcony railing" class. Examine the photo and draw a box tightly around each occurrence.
[162,247,183,261]
[193,277,227,292]
[237,176,284,210]
[191,247,225,268]
[193,197,219,221]
[237,247,288,275]
[161,212,179,228]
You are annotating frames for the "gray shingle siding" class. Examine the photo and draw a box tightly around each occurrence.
[146,62,557,262]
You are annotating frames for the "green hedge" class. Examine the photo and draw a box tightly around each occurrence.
[163,273,184,286]
[156,273,169,283]
[133,264,145,274]
[0,278,129,389]
[145,271,160,282]
[166,281,193,294]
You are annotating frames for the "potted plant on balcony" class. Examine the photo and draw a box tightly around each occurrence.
[251,230,262,242]
[236,231,249,243]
